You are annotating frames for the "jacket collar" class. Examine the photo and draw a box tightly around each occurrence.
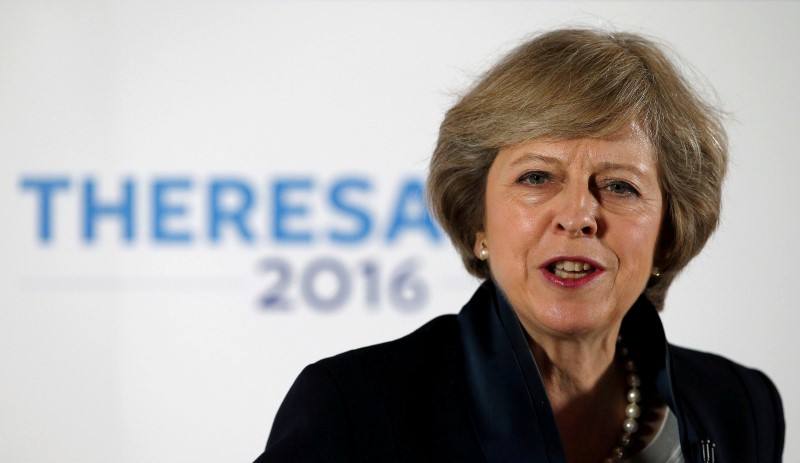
[457,280,694,462]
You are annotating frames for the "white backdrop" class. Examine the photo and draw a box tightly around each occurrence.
[2,1,798,462]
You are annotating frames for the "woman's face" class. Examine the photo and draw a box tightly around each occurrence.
[477,130,663,340]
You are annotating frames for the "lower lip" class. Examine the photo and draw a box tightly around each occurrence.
[540,268,603,288]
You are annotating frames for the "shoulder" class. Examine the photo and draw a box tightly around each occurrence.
[668,344,782,405]
[308,314,464,413]
[320,314,460,376]
[667,344,785,461]
[260,314,481,462]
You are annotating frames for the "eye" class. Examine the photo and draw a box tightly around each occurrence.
[518,171,550,185]
[604,180,639,197]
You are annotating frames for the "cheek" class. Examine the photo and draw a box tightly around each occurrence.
[618,217,661,271]
[485,202,540,246]
[485,208,546,285]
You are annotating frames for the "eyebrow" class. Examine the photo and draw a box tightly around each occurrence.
[595,161,648,178]
[509,154,650,178]
[508,153,564,169]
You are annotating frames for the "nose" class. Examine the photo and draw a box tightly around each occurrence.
[554,185,598,237]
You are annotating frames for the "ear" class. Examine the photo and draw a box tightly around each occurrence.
[473,231,486,258]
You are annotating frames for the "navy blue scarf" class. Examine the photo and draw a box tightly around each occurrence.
[456,281,701,462]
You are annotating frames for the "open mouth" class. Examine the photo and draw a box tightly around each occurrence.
[548,260,597,280]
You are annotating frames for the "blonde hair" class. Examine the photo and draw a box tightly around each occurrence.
[427,28,727,310]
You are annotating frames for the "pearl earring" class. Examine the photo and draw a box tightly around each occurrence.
[651,267,661,277]
[479,243,489,261]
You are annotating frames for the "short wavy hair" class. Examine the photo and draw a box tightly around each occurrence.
[427,28,727,310]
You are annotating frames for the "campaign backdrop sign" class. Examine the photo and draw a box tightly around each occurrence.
[2,1,799,462]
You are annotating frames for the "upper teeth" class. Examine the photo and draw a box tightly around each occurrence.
[554,260,593,272]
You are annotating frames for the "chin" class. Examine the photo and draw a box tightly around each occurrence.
[521,301,620,339]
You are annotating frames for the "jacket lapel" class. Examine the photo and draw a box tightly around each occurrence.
[457,281,706,463]
[458,282,567,463]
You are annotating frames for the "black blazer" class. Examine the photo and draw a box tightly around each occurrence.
[256,282,784,462]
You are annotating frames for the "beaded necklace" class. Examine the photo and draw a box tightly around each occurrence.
[603,337,642,462]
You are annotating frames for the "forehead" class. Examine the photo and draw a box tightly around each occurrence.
[495,129,658,173]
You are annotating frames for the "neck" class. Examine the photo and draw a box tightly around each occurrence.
[525,326,629,463]
[526,325,621,400]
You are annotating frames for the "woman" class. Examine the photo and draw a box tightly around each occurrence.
[255,28,784,462]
